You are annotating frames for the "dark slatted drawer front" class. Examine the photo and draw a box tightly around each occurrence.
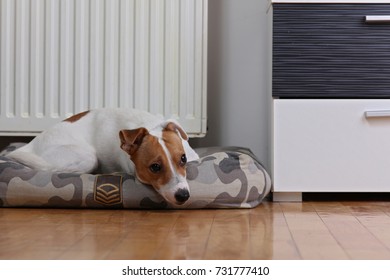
[273,4,390,98]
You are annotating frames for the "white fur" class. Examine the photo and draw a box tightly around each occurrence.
[7,108,199,205]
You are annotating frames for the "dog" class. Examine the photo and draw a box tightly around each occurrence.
[7,108,199,205]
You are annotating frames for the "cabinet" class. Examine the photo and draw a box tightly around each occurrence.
[272,1,390,201]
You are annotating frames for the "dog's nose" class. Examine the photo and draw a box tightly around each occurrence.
[174,188,190,204]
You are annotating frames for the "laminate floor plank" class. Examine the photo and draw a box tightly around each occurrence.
[155,210,216,260]
[2,201,390,259]
[280,203,348,260]
[312,202,390,260]
[203,210,252,259]
[249,203,301,259]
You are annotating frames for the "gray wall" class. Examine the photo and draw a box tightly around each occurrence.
[192,0,272,170]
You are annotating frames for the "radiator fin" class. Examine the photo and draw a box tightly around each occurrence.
[0,0,207,136]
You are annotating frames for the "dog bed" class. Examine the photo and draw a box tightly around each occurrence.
[0,143,271,209]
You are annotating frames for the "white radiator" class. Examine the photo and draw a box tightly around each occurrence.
[0,0,207,136]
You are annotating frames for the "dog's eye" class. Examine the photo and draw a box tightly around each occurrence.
[180,154,187,166]
[150,163,162,173]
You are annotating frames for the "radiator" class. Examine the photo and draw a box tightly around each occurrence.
[0,0,207,136]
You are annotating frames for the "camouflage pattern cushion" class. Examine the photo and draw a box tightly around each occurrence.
[0,144,271,209]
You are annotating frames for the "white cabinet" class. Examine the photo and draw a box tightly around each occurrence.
[272,1,390,201]
[273,100,390,200]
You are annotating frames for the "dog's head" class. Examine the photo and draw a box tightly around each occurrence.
[119,122,196,205]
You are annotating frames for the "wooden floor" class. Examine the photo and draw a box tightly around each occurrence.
[2,200,390,259]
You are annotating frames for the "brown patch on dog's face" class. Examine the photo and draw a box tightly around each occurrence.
[162,130,187,178]
[63,110,90,123]
[119,126,189,201]
[128,134,173,190]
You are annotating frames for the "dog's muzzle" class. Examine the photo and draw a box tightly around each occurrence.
[174,188,190,204]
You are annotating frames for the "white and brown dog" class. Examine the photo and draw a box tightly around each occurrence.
[7,108,199,205]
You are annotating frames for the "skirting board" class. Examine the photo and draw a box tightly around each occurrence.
[273,192,302,202]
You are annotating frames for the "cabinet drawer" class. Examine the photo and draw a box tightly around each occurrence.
[273,4,390,98]
[274,99,390,192]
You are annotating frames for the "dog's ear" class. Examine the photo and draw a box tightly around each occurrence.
[163,121,188,141]
[119,128,149,155]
